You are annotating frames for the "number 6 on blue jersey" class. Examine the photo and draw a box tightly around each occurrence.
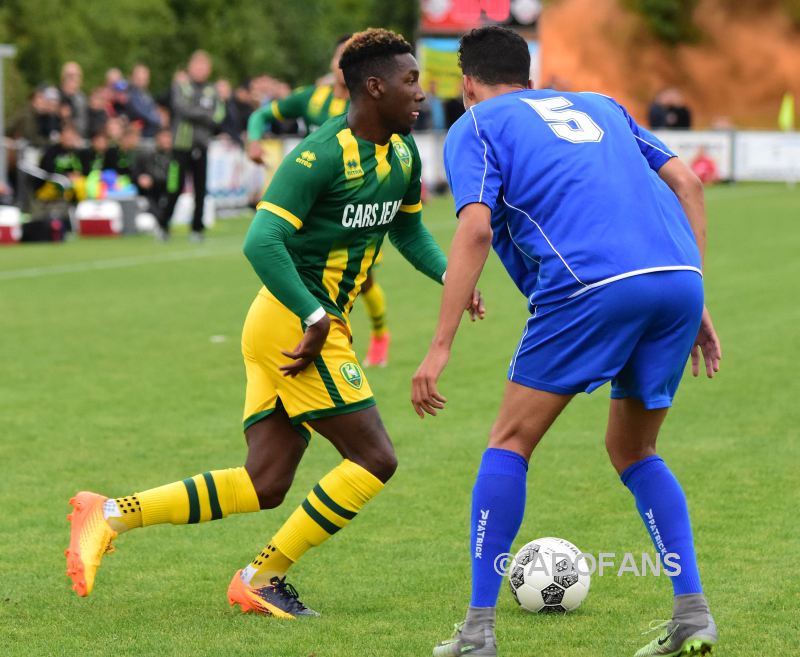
[522,96,604,143]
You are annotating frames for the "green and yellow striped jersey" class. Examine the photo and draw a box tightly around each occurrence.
[247,85,349,140]
[251,114,445,324]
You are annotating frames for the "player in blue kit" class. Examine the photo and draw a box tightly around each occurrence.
[412,27,722,657]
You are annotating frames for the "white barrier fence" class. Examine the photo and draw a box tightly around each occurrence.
[13,128,795,230]
[222,130,799,208]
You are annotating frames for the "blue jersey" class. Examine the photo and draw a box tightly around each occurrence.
[443,89,702,307]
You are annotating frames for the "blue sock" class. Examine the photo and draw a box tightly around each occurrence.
[621,455,702,595]
[470,448,528,607]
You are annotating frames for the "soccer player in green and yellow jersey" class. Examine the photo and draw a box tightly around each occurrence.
[66,28,484,618]
[245,35,351,154]
[247,35,395,368]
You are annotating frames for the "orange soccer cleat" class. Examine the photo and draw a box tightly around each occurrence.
[227,570,319,619]
[65,491,117,597]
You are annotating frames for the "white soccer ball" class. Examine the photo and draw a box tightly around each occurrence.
[508,536,590,613]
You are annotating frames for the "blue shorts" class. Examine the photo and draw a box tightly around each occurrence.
[508,270,704,409]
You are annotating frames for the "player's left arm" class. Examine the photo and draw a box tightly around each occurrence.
[608,96,721,378]
[387,138,448,282]
[388,137,484,313]
[658,157,721,378]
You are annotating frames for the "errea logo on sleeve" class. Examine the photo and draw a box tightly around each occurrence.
[295,151,317,168]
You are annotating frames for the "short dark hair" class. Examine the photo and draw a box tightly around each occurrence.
[335,33,353,47]
[339,28,413,97]
[458,26,530,87]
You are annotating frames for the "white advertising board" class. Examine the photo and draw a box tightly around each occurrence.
[734,131,800,181]
[652,130,733,180]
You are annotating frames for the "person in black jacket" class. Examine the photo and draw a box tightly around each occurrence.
[170,51,225,241]
[135,127,182,239]
[38,122,84,190]
[648,87,692,130]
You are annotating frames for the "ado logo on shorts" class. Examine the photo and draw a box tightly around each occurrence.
[339,362,363,390]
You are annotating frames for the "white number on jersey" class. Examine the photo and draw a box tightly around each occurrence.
[521,97,604,144]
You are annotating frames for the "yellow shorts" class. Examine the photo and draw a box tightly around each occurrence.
[241,288,375,441]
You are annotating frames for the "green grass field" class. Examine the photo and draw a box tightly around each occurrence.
[1,185,798,656]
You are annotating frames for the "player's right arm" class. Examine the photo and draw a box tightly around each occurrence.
[246,87,314,162]
[658,157,720,378]
[607,96,721,378]
[242,144,333,375]
[412,113,500,418]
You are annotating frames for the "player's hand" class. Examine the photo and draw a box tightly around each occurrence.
[411,346,450,418]
[280,315,331,377]
[467,287,486,321]
[691,305,721,378]
[247,141,264,165]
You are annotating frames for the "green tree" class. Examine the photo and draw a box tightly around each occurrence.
[624,0,700,44]
[1,0,421,117]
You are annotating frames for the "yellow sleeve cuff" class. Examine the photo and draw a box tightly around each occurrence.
[256,201,303,230]
[270,100,284,121]
[399,201,423,214]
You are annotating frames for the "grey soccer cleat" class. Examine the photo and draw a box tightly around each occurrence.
[634,594,718,657]
[433,622,497,657]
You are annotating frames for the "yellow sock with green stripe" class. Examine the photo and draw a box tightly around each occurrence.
[242,459,383,587]
[362,281,388,338]
[103,467,260,533]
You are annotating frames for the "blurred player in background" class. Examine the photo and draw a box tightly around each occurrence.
[67,28,482,619]
[413,27,721,657]
[247,35,393,367]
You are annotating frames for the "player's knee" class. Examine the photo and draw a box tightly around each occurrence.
[605,439,655,474]
[488,422,540,459]
[353,446,397,483]
[252,476,293,510]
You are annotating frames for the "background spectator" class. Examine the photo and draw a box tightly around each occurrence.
[110,81,131,119]
[417,80,445,131]
[105,116,125,145]
[690,147,720,184]
[37,122,86,204]
[87,87,110,138]
[444,83,466,129]
[170,50,225,240]
[40,123,84,178]
[59,62,89,138]
[7,86,62,147]
[81,131,116,175]
[128,64,162,138]
[104,67,123,91]
[135,127,183,239]
[648,87,692,129]
[115,126,142,178]
[215,78,244,145]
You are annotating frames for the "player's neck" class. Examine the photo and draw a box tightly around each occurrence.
[346,106,391,145]
[467,83,527,108]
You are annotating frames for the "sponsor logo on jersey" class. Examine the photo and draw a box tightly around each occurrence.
[339,362,363,389]
[341,200,401,228]
[295,150,317,168]
[391,139,412,168]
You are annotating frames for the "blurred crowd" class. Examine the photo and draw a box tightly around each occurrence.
[2,52,327,238]
[3,57,733,234]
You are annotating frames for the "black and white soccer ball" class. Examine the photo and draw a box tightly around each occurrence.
[508,536,590,613]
